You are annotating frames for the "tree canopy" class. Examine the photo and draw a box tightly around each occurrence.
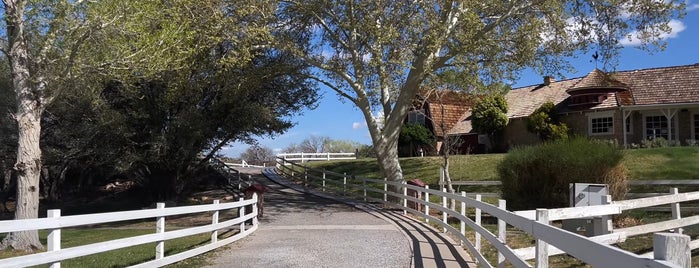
[276,0,685,189]
[471,94,509,142]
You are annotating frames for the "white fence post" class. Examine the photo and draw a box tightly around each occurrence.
[670,188,683,234]
[343,173,347,195]
[653,233,690,268]
[383,178,388,203]
[603,194,613,232]
[211,200,219,243]
[239,197,246,232]
[156,202,165,260]
[442,188,447,233]
[403,182,408,215]
[252,193,259,227]
[475,194,482,252]
[47,209,61,268]
[460,191,466,246]
[304,166,308,186]
[497,199,506,268]
[535,209,549,268]
[425,185,430,223]
[322,170,326,192]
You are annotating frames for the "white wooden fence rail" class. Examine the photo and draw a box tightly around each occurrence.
[276,158,691,268]
[277,152,356,162]
[0,195,259,268]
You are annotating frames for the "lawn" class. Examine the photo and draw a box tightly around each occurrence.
[307,146,699,185]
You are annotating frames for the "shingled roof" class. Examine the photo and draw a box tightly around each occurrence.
[505,63,699,118]
[421,91,473,137]
[614,64,699,105]
[505,78,581,118]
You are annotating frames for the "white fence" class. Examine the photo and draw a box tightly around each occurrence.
[225,160,266,168]
[0,195,259,267]
[277,152,356,162]
[276,158,693,268]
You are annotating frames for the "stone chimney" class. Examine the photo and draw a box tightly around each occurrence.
[544,76,555,86]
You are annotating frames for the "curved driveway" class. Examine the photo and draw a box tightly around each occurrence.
[206,169,411,268]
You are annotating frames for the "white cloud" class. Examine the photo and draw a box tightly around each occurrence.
[619,19,686,46]
[352,122,366,130]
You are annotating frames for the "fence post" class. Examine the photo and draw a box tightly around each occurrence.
[252,193,259,227]
[48,209,61,268]
[653,233,690,268]
[439,167,445,190]
[425,185,430,223]
[460,191,466,246]
[211,200,220,244]
[497,199,506,268]
[383,178,388,203]
[301,152,305,163]
[327,153,330,161]
[156,202,165,260]
[475,194,482,252]
[403,181,408,215]
[442,188,448,233]
[321,170,326,192]
[670,188,683,234]
[304,166,308,187]
[603,195,613,232]
[362,178,367,202]
[343,173,347,196]
[535,209,549,268]
[239,197,246,232]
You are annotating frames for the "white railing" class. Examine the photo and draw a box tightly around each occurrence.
[276,158,691,268]
[276,152,356,162]
[225,160,266,168]
[0,195,259,267]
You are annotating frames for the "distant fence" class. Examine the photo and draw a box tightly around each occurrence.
[0,196,259,267]
[276,158,693,268]
[277,152,356,162]
[225,160,266,168]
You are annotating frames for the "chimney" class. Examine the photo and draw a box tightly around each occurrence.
[544,76,555,86]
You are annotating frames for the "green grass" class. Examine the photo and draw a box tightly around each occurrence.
[0,228,231,267]
[624,147,699,180]
[308,147,699,185]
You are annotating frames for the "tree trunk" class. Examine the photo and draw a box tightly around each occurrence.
[443,154,456,210]
[375,138,403,202]
[2,0,46,250]
[2,108,44,251]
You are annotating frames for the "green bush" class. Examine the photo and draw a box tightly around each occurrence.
[498,137,628,210]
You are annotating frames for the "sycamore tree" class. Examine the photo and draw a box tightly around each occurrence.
[277,1,684,191]
[0,0,276,251]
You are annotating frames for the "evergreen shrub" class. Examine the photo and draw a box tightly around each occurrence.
[498,137,628,210]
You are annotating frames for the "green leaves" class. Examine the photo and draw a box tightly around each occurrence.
[472,94,509,137]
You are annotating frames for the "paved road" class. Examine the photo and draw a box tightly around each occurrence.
[206,170,412,268]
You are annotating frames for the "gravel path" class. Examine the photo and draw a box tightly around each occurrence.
[205,169,411,268]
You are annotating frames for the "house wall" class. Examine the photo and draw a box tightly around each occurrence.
[502,118,540,148]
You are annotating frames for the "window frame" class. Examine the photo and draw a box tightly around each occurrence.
[587,111,615,136]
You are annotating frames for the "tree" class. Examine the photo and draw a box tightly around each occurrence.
[277,0,684,194]
[527,102,570,141]
[472,94,509,151]
[241,145,276,164]
[299,135,331,153]
[399,123,434,156]
[0,0,282,250]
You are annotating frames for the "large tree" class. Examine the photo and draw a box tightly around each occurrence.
[0,0,279,250]
[277,1,684,190]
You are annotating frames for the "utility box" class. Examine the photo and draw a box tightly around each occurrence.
[562,183,611,237]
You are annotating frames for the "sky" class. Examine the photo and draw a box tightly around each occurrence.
[222,3,699,158]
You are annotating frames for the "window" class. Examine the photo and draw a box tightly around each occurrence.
[590,117,614,134]
[407,110,425,124]
[645,115,675,140]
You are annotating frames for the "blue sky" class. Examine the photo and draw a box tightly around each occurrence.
[222,4,699,158]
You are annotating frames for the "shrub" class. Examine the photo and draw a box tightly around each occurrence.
[498,137,628,210]
[640,137,669,148]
